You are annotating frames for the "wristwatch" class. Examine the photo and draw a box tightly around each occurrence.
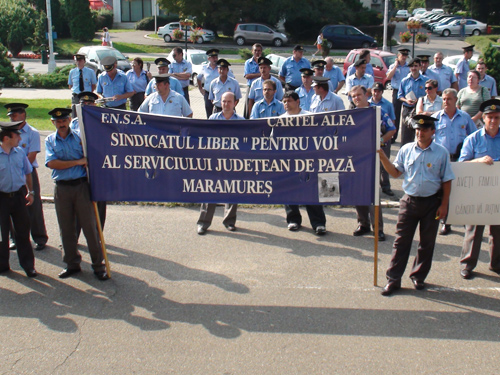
[28,191,35,196]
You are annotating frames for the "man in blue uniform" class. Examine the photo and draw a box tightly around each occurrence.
[96,56,135,110]
[295,68,315,111]
[168,47,192,103]
[243,44,263,118]
[417,55,441,92]
[476,61,498,97]
[45,108,108,280]
[145,58,183,97]
[68,53,97,116]
[197,92,244,235]
[5,103,48,251]
[428,52,458,93]
[248,57,284,115]
[139,74,193,117]
[0,121,37,277]
[250,79,285,119]
[346,49,375,78]
[386,47,410,142]
[378,114,454,296]
[459,99,500,279]
[208,59,242,113]
[198,49,220,118]
[310,76,345,113]
[279,45,311,91]
[455,45,474,90]
[345,59,374,103]
[323,57,345,94]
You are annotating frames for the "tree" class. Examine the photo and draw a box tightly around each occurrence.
[66,0,95,42]
[482,45,500,96]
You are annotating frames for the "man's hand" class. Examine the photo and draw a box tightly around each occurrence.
[25,193,34,206]
[436,203,448,220]
[474,155,494,165]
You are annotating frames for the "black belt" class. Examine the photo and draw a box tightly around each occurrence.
[407,192,440,200]
[0,188,23,198]
[56,177,87,186]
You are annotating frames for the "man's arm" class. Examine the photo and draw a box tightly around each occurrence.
[377,149,403,178]
[27,151,38,165]
[436,180,452,219]
[386,62,398,80]
[25,173,34,206]
[47,157,87,170]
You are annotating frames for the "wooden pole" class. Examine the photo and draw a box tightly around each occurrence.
[93,201,111,278]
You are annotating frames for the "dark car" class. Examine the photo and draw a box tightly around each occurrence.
[77,46,131,77]
[320,25,377,49]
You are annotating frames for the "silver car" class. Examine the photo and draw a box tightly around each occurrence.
[233,23,288,47]
[433,18,487,37]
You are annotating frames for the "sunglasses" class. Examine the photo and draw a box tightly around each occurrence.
[425,86,435,90]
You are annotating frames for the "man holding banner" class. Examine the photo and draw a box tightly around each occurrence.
[378,114,454,296]
[197,92,244,235]
[45,108,108,281]
[458,99,500,279]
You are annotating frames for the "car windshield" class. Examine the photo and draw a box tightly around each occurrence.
[97,49,127,61]
[382,55,396,67]
[190,53,207,65]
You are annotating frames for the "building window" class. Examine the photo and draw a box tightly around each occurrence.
[121,0,152,22]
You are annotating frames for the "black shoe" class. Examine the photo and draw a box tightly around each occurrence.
[225,224,236,232]
[412,279,425,290]
[315,226,326,235]
[197,225,207,235]
[378,231,386,242]
[25,269,38,278]
[94,271,109,281]
[382,188,395,196]
[9,240,16,250]
[353,225,371,237]
[460,269,472,279]
[287,222,300,231]
[58,268,81,279]
[439,224,451,236]
[35,243,46,251]
[381,282,401,296]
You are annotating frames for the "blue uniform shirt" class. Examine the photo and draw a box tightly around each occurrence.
[138,90,192,117]
[209,77,242,107]
[248,76,284,102]
[369,96,396,121]
[346,63,374,78]
[432,109,476,154]
[250,98,285,119]
[197,63,235,90]
[479,74,498,97]
[388,62,410,90]
[68,66,97,94]
[295,85,315,111]
[428,63,457,92]
[97,70,134,108]
[209,111,245,121]
[145,77,183,96]
[126,69,149,93]
[244,57,260,86]
[398,74,428,107]
[45,130,87,181]
[394,141,455,197]
[0,146,32,193]
[168,59,192,88]
[18,123,41,168]
[323,65,346,91]
[345,73,374,99]
[420,69,440,86]
[460,128,500,162]
[279,57,311,87]
[368,103,396,134]
[455,57,470,90]
[310,91,345,113]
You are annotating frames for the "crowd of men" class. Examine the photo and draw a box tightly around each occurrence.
[1,42,499,297]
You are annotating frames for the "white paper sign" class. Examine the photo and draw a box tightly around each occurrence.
[447,162,500,225]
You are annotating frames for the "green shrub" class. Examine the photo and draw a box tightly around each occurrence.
[239,48,272,60]
[481,45,500,95]
[92,9,113,32]
[66,0,95,42]
[0,44,22,87]
[25,64,74,89]
[135,15,180,31]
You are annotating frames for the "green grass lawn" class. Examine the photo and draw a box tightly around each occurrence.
[55,38,172,56]
[465,35,500,53]
[0,99,71,131]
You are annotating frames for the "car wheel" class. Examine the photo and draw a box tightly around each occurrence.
[472,29,481,36]
[192,73,198,87]
[163,34,172,42]
[235,36,245,46]
[273,38,283,47]
[442,29,450,37]
[326,41,333,49]
[196,36,204,44]
[384,81,392,90]
[361,41,370,48]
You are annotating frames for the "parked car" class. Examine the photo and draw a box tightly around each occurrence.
[343,49,396,89]
[429,16,461,31]
[433,18,487,37]
[320,25,377,49]
[395,10,410,20]
[157,22,215,44]
[233,23,288,47]
[166,49,208,86]
[409,10,434,21]
[266,54,288,77]
[77,46,131,76]
[442,53,480,70]
[412,8,426,16]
